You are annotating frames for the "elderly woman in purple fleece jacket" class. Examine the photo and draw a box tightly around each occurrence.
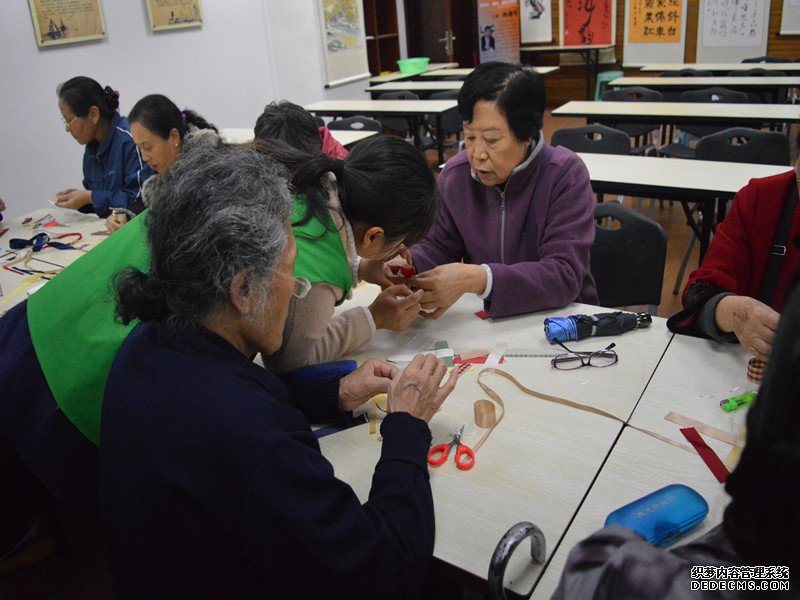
[399,61,598,320]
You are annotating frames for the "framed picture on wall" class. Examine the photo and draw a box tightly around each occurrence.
[28,0,107,48]
[146,0,203,32]
[559,0,615,46]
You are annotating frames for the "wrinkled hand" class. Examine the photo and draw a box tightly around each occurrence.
[368,284,423,331]
[339,359,399,413]
[388,354,459,422]
[716,295,780,361]
[106,213,128,233]
[411,263,487,319]
[54,189,92,210]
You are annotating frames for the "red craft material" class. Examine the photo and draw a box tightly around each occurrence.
[474,310,489,320]
[680,427,729,483]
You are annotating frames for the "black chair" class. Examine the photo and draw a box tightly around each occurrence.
[591,202,667,314]
[672,128,791,294]
[421,90,463,151]
[377,91,419,137]
[658,87,749,159]
[327,115,382,132]
[551,124,630,155]
[729,68,788,103]
[742,56,791,63]
[658,69,714,101]
[600,87,663,153]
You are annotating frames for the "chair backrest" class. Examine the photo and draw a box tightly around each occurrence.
[678,87,749,103]
[678,87,750,138]
[695,127,791,166]
[426,90,462,134]
[600,87,663,140]
[379,91,420,100]
[660,68,714,77]
[591,202,667,309]
[601,87,663,102]
[742,56,791,63]
[729,68,786,77]
[327,115,382,132]
[551,124,630,155]
[594,70,624,100]
[443,75,466,81]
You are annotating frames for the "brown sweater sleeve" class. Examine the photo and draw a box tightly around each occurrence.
[264,282,373,373]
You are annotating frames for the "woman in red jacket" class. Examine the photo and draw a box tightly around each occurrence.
[668,151,800,361]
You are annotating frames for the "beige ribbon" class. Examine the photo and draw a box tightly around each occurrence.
[665,411,744,448]
[476,368,695,454]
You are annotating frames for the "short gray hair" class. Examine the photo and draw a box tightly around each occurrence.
[115,144,292,332]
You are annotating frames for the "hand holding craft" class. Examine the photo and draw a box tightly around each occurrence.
[338,359,398,413]
[368,284,423,331]
[412,262,488,319]
[55,189,92,210]
[387,353,459,422]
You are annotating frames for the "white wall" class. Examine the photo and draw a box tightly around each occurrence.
[0,0,385,219]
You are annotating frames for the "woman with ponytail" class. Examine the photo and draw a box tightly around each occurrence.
[106,94,221,232]
[257,134,438,373]
[54,76,154,217]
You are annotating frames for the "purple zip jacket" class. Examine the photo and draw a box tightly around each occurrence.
[412,140,598,319]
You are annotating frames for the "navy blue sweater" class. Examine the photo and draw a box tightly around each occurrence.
[101,323,435,599]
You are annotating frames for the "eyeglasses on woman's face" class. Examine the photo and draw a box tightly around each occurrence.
[61,115,80,132]
[550,341,618,370]
[292,276,311,299]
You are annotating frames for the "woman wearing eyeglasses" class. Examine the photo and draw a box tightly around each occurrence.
[54,76,154,217]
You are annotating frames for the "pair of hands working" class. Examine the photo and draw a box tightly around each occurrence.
[53,188,92,211]
[359,253,488,323]
[338,354,459,421]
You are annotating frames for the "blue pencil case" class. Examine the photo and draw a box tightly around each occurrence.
[604,484,709,547]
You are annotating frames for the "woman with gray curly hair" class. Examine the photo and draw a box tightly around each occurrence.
[100,144,459,599]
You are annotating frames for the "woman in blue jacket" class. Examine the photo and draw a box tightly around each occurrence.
[54,76,153,217]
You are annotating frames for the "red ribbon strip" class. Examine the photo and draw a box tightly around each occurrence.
[680,427,730,483]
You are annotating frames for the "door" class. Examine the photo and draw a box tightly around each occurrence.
[404,0,477,67]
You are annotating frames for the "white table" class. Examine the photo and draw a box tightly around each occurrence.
[365,80,463,99]
[420,66,561,78]
[521,44,615,99]
[320,285,674,595]
[305,99,458,164]
[575,152,790,260]
[368,61,459,84]
[0,208,108,315]
[641,62,800,74]
[218,127,377,148]
[610,76,800,103]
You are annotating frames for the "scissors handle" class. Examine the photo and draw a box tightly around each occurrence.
[427,443,451,467]
[454,445,475,470]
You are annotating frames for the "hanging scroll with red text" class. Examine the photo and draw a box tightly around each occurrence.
[560,0,614,46]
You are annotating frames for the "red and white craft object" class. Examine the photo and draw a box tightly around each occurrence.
[746,358,766,384]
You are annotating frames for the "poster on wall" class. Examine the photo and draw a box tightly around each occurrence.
[317,0,370,88]
[28,0,106,47]
[478,0,521,63]
[146,0,203,32]
[560,0,615,46]
[623,0,687,66]
[701,0,766,47]
[520,0,553,43]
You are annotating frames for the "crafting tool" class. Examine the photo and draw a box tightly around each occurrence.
[720,390,757,412]
[427,425,475,470]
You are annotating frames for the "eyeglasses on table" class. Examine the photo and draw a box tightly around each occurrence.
[551,341,618,370]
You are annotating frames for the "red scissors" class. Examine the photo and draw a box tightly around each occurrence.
[427,425,475,471]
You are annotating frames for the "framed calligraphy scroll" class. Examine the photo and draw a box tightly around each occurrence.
[146,0,203,32]
[560,0,615,46]
[28,0,106,48]
[623,0,687,66]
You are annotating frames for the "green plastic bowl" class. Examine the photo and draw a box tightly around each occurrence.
[397,57,430,74]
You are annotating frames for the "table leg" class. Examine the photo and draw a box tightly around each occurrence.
[699,200,714,262]
[436,114,445,165]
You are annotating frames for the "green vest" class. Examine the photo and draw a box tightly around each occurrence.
[291,196,352,305]
[27,211,151,446]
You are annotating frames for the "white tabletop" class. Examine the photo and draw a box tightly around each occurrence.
[368,61,459,83]
[576,153,791,198]
[319,285,673,594]
[535,426,734,598]
[366,81,463,93]
[553,100,800,124]
[641,62,800,73]
[305,99,458,115]
[0,208,108,315]
[611,76,800,88]
[218,127,377,148]
[421,66,561,77]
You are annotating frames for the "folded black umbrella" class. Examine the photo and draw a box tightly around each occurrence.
[544,311,652,344]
